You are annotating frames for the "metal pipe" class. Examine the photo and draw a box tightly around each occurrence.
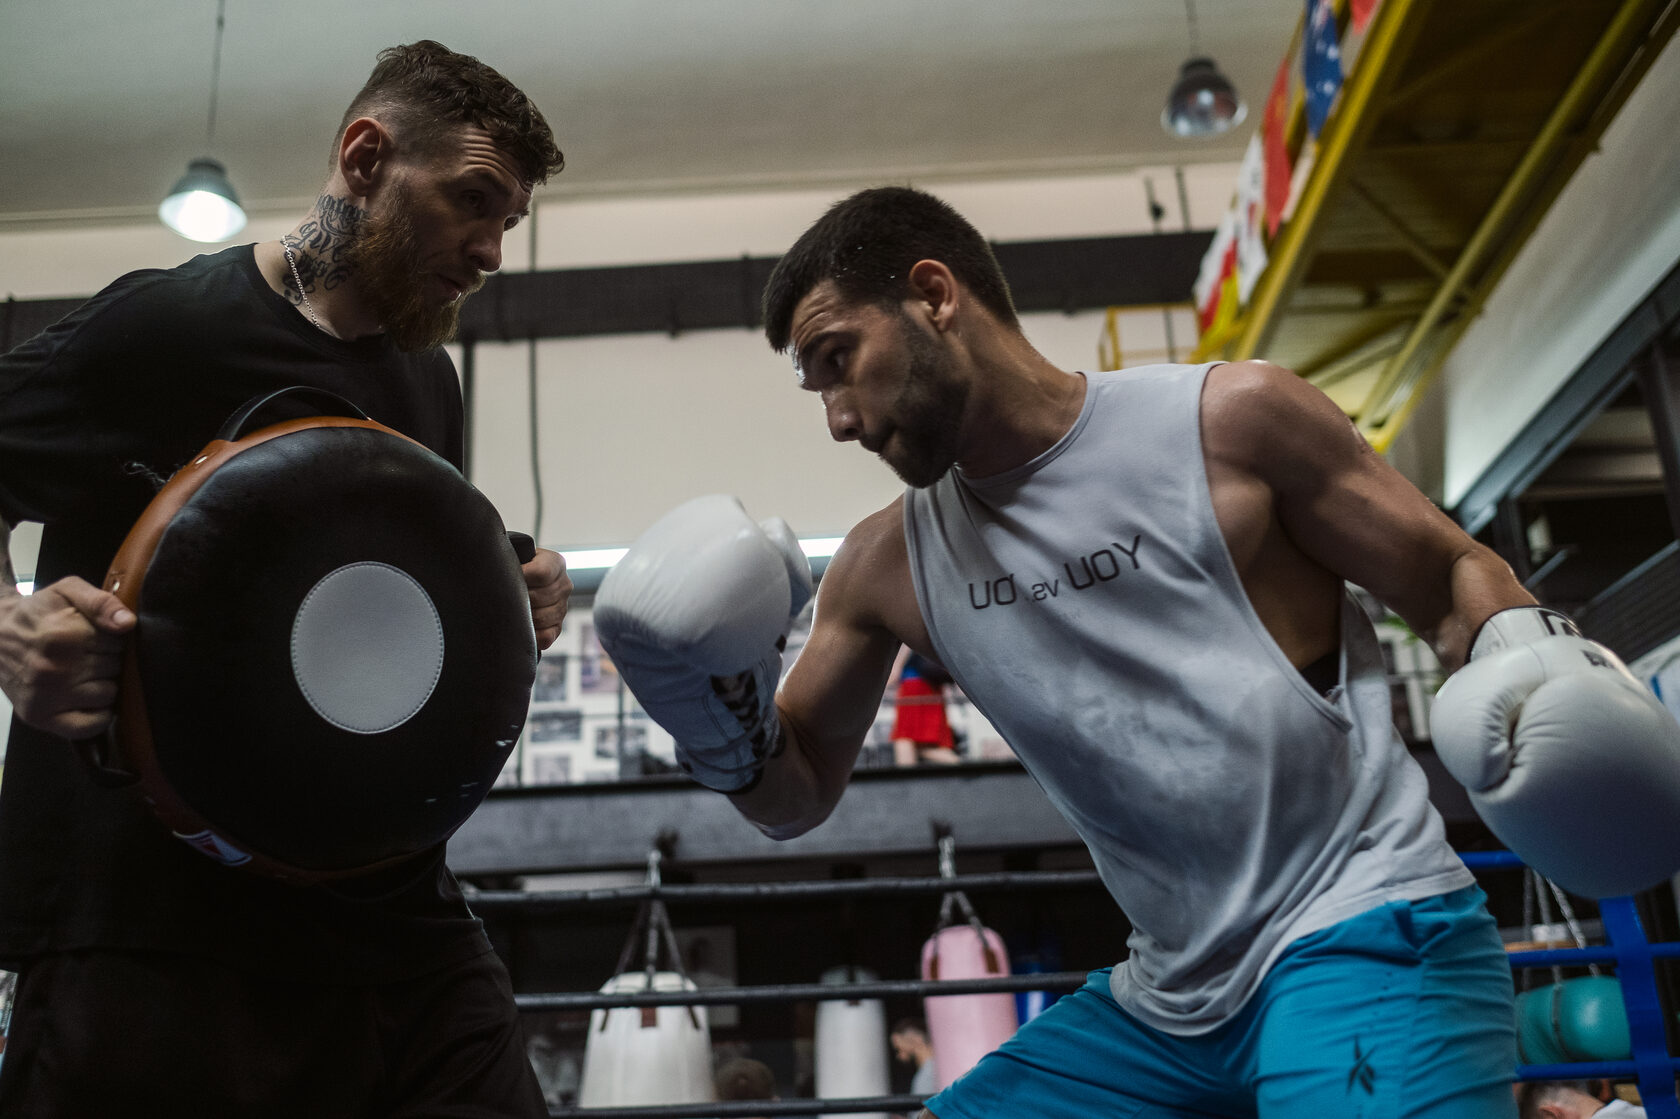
[550,1094,932,1119]
[516,972,1090,1013]
[469,869,1105,914]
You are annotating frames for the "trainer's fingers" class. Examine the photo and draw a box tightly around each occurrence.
[520,547,566,589]
[51,706,117,741]
[62,677,120,712]
[48,577,136,634]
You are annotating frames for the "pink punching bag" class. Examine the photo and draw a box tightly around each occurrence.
[920,923,1018,1090]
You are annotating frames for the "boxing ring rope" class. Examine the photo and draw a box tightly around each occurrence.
[517,971,1092,1013]
[470,869,1107,914]
[498,854,1679,1118]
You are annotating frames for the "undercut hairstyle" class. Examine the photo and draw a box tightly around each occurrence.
[336,40,565,189]
[762,186,1020,353]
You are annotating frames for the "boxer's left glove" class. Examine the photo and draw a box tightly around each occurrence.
[1432,606,1680,897]
[594,495,813,793]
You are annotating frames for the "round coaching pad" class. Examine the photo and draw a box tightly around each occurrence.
[107,414,536,881]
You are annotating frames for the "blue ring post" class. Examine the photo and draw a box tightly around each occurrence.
[1600,896,1680,1119]
[1460,852,1679,1118]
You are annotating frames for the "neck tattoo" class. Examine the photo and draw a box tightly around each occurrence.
[281,240,325,332]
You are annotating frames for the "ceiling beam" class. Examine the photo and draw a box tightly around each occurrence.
[2,231,1210,355]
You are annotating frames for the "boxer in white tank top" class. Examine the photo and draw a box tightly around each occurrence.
[593,187,1680,1118]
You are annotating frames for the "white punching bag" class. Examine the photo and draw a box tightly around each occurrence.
[578,971,715,1107]
[815,965,891,1119]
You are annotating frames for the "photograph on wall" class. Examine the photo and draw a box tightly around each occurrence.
[523,750,573,788]
[588,714,648,762]
[577,618,622,696]
[532,652,570,704]
[527,708,583,745]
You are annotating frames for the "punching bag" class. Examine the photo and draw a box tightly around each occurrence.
[815,965,890,1119]
[1012,935,1064,1025]
[920,924,1018,1090]
[578,971,715,1107]
[1515,976,1631,1065]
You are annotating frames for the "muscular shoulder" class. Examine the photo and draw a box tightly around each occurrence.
[818,498,929,648]
[823,499,908,613]
[1199,359,1368,493]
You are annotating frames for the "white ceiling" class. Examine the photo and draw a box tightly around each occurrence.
[0,0,1299,227]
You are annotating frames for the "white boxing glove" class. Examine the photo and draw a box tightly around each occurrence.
[1432,606,1680,897]
[593,495,814,792]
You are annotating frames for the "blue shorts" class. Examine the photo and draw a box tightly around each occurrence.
[928,885,1517,1119]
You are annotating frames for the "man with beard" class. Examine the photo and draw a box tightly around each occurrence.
[0,42,566,1116]
[592,187,1680,1117]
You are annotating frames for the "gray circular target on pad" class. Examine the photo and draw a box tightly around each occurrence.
[291,561,444,734]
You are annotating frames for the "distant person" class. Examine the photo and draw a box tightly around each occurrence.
[716,1057,779,1119]
[890,649,959,766]
[891,1018,939,1098]
[1519,1080,1647,1119]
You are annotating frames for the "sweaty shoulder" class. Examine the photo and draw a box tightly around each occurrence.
[820,497,932,652]
[1199,359,1364,487]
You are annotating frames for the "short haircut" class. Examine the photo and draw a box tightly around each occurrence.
[890,1016,929,1038]
[715,1057,778,1101]
[336,40,565,188]
[762,186,1019,352]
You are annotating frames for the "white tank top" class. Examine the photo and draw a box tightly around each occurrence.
[902,363,1472,1035]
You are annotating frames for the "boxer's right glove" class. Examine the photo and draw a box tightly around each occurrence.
[593,495,813,793]
[1431,606,1680,897]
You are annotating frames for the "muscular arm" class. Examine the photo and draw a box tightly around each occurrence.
[1201,360,1533,669]
[729,503,922,838]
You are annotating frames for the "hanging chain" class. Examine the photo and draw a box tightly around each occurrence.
[206,0,228,148]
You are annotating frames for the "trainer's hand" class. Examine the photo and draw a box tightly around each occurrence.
[0,577,136,739]
[522,547,571,651]
[1432,606,1680,897]
[594,495,813,792]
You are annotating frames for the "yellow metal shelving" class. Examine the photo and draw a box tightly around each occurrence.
[1188,0,1679,452]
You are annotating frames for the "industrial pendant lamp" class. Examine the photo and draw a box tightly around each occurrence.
[1161,0,1247,139]
[159,0,247,242]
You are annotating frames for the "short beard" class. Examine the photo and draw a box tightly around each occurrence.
[340,183,470,353]
[884,311,968,488]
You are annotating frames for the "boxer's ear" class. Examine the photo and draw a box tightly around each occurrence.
[337,117,394,198]
[906,260,960,334]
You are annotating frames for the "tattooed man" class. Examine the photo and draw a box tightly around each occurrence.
[0,42,565,1117]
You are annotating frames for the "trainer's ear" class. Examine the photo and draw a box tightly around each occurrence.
[337,117,395,198]
[906,259,960,333]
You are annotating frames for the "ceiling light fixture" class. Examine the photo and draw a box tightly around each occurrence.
[1161,0,1247,139]
[159,0,247,242]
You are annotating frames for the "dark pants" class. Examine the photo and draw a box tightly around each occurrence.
[0,947,547,1118]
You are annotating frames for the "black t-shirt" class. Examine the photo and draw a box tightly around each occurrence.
[0,245,491,982]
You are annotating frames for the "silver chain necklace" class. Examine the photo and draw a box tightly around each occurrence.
[280,240,324,332]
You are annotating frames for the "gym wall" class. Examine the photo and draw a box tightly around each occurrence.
[0,166,1237,553]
